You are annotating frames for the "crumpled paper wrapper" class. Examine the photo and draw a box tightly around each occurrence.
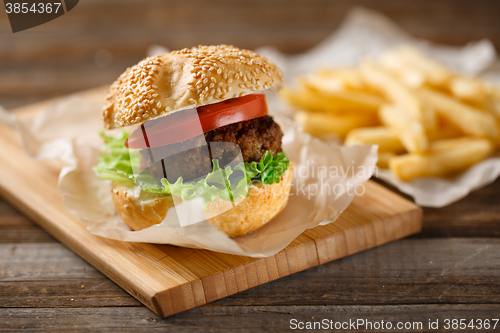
[0,93,377,257]
[257,7,500,208]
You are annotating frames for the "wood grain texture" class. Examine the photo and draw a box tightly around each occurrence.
[1,305,500,332]
[2,0,500,110]
[0,89,421,317]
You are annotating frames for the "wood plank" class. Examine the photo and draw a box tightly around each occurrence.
[1,238,498,308]
[1,305,499,332]
[0,90,421,317]
[0,280,141,308]
[0,200,56,243]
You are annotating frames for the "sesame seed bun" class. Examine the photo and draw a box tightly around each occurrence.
[103,45,283,129]
[111,164,293,237]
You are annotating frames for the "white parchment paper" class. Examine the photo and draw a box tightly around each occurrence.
[0,93,377,257]
[258,7,500,207]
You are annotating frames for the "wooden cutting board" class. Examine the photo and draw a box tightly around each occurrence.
[0,87,422,317]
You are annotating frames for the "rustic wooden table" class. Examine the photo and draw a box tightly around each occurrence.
[1,0,500,331]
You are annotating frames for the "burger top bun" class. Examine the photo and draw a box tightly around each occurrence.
[103,45,283,129]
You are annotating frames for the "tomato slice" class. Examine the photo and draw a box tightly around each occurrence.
[125,94,268,149]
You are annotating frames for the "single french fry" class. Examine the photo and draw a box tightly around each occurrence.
[379,104,428,153]
[377,152,397,169]
[279,86,326,112]
[485,86,500,119]
[360,61,437,129]
[389,137,494,181]
[450,76,488,103]
[344,126,406,153]
[417,87,499,139]
[428,137,488,153]
[315,68,366,90]
[295,111,379,138]
[301,75,344,93]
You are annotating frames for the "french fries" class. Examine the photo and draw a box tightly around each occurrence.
[280,44,500,181]
[426,120,464,141]
[380,46,452,87]
[417,87,499,139]
[389,138,494,181]
[280,82,382,116]
[360,61,436,129]
[302,77,384,110]
[379,104,428,153]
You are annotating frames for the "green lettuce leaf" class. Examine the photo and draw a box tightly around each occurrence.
[93,131,135,185]
[94,131,290,206]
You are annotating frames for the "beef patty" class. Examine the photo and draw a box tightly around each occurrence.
[140,116,283,182]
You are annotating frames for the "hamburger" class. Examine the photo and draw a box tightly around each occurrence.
[95,45,293,237]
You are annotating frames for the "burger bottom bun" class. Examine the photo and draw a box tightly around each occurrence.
[111,164,294,237]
